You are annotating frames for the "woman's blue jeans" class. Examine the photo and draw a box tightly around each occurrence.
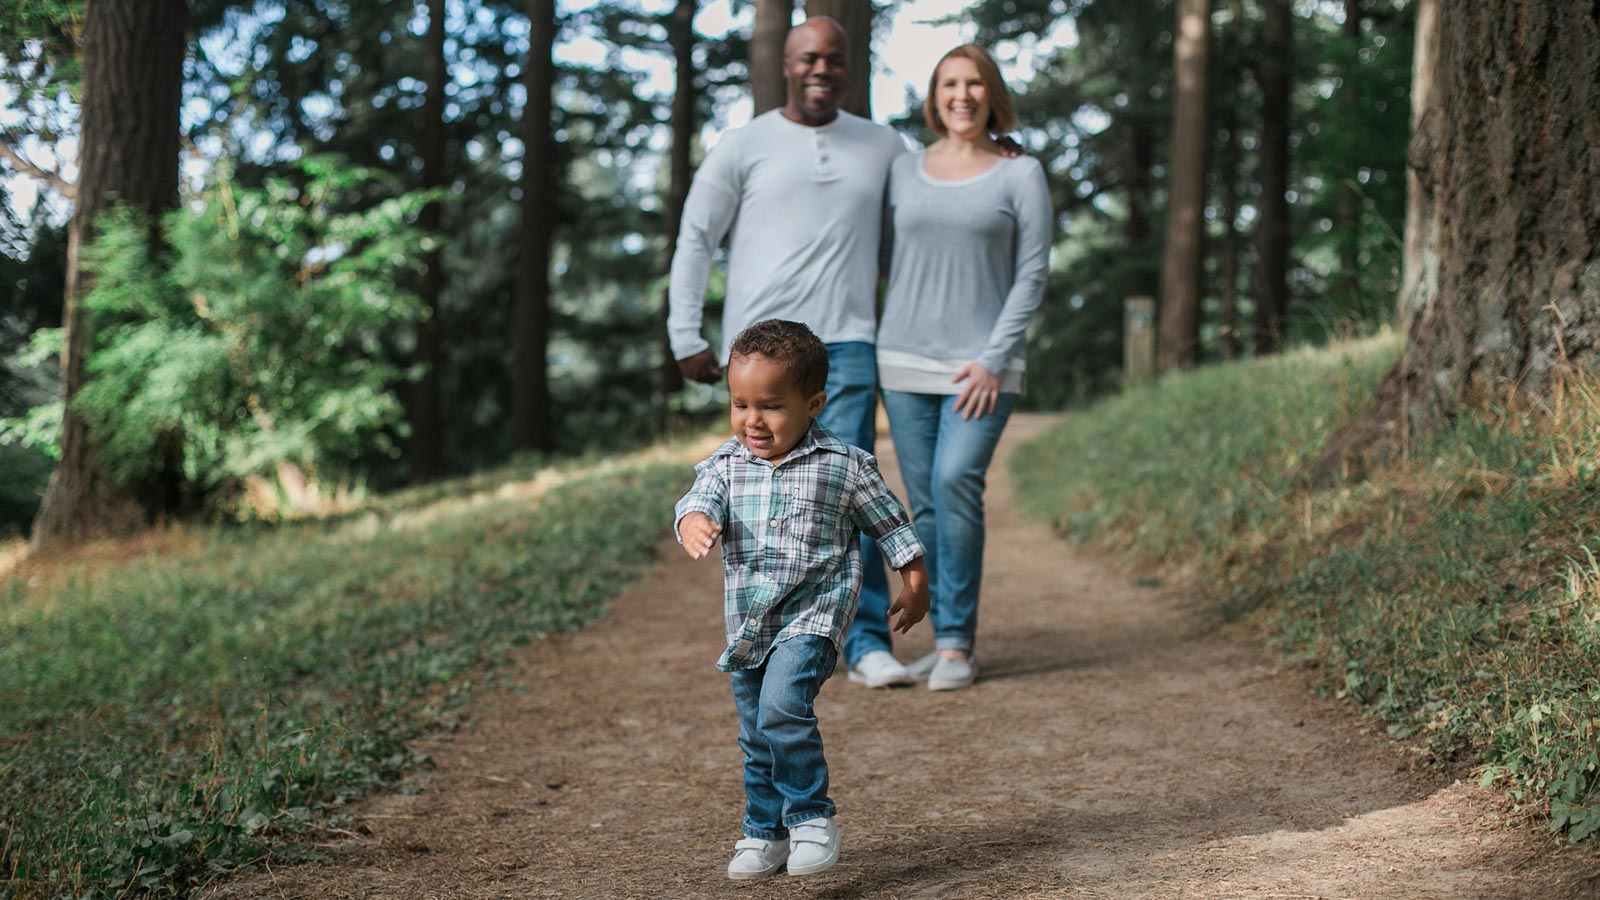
[729,635,838,839]
[879,389,1016,654]
[818,342,894,667]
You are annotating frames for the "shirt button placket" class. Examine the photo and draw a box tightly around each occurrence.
[768,461,780,525]
[814,130,835,181]
[767,467,779,534]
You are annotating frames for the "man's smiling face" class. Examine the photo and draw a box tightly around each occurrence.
[783,21,847,126]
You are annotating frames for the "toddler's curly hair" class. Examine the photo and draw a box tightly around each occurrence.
[729,320,830,397]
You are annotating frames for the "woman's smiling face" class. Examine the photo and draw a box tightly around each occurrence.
[934,56,990,139]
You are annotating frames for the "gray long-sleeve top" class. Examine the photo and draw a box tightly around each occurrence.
[877,152,1053,377]
[667,110,907,363]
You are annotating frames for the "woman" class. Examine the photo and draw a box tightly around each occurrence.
[875,44,1052,691]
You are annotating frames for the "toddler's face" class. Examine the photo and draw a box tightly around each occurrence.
[726,353,824,463]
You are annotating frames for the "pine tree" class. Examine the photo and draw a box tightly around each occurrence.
[31,0,188,547]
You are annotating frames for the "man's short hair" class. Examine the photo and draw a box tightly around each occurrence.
[729,320,830,397]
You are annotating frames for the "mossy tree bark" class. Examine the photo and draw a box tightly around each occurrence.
[511,0,556,454]
[1313,0,1600,481]
[1157,0,1210,373]
[31,0,188,548]
[1398,0,1439,330]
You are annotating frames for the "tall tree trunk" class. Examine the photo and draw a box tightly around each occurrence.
[511,0,555,454]
[1312,0,1600,481]
[1157,0,1211,373]
[1127,116,1156,297]
[1334,0,1362,309]
[1397,1,1600,413]
[750,0,790,114]
[1399,0,1439,330]
[31,0,188,548]
[1252,0,1291,355]
[657,0,694,425]
[804,0,870,118]
[410,0,446,482]
[1215,0,1244,362]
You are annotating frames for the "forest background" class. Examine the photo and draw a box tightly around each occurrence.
[11,3,1600,896]
[0,0,1413,542]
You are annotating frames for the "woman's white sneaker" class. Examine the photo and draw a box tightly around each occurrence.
[785,817,840,876]
[847,650,913,688]
[727,836,788,880]
[927,655,976,691]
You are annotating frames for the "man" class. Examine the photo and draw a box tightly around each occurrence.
[667,16,914,688]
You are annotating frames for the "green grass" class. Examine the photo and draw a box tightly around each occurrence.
[1011,332,1600,843]
[0,452,693,898]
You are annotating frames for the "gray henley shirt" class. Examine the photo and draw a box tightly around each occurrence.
[876,151,1054,378]
[668,109,907,363]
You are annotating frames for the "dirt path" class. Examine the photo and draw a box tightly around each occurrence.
[208,414,1598,899]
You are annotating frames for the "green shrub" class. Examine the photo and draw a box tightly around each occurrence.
[2,158,430,508]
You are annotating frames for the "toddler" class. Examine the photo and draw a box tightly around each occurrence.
[675,319,929,879]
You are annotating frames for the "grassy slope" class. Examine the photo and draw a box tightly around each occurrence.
[0,446,702,898]
[1011,333,1600,843]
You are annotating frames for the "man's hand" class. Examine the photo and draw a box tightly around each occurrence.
[888,557,930,634]
[676,349,723,384]
[994,134,1026,159]
[677,512,722,560]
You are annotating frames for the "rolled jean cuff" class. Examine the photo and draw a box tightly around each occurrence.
[742,823,789,840]
[783,804,837,828]
[935,635,974,653]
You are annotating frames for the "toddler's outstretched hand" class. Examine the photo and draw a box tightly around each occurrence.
[678,512,722,560]
[888,558,930,634]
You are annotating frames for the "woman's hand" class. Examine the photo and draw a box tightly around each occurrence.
[951,362,1002,420]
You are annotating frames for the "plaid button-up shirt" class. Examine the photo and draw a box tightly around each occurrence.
[675,423,925,671]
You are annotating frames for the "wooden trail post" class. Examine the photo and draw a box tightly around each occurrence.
[1124,296,1156,387]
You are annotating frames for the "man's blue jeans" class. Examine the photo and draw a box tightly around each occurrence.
[730,635,838,839]
[879,389,1016,654]
[819,342,894,666]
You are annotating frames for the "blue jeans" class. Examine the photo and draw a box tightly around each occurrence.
[879,389,1016,654]
[819,343,894,666]
[730,635,838,838]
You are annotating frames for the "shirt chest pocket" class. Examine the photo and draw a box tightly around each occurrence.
[786,497,835,552]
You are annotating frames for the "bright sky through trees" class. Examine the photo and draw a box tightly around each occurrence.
[1,0,1078,228]
[555,0,1076,131]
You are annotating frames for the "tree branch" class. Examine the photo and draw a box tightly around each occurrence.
[0,135,77,200]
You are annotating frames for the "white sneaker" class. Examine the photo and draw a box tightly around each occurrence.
[846,650,913,688]
[906,652,939,680]
[727,836,788,880]
[927,654,976,691]
[785,817,840,876]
